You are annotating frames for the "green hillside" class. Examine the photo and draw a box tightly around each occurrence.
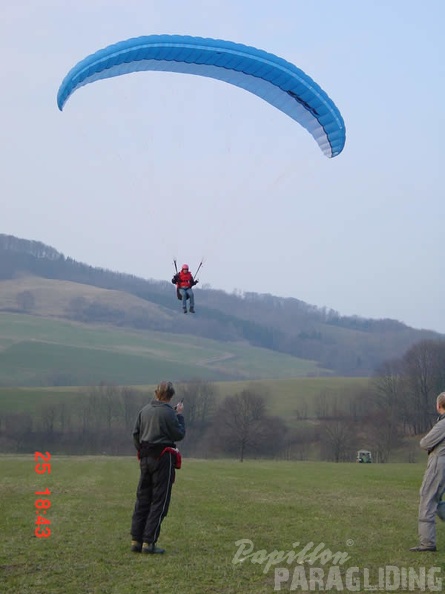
[1,234,443,378]
[0,276,170,320]
[0,312,324,386]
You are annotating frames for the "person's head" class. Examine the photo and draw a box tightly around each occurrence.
[437,392,445,414]
[182,264,189,272]
[155,381,175,402]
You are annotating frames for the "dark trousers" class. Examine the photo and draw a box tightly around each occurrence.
[131,453,175,544]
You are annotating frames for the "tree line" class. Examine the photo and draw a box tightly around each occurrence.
[2,338,445,462]
[0,380,287,461]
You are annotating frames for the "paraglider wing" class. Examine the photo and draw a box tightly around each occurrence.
[57,35,345,157]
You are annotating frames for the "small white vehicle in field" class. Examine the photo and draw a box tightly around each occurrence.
[356,450,372,463]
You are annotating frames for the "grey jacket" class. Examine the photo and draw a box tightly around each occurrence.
[420,415,445,457]
[133,399,185,450]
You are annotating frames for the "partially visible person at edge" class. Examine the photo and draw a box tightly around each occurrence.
[410,391,445,552]
[172,264,198,314]
[130,381,185,554]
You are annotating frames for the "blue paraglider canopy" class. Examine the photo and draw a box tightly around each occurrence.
[57,34,345,158]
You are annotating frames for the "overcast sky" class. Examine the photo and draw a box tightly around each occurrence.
[2,1,445,332]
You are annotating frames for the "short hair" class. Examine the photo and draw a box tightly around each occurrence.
[437,392,445,409]
[155,381,175,401]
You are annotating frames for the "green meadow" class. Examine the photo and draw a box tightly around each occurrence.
[1,456,443,594]
[0,312,324,386]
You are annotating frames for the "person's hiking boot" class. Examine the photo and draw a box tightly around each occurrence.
[131,540,142,553]
[409,545,437,552]
[183,308,187,314]
[142,542,165,554]
[189,307,195,313]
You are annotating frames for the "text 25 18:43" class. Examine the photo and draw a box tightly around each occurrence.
[35,451,51,539]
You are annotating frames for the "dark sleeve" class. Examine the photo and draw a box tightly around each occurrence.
[132,412,141,451]
[171,274,178,284]
[167,410,186,442]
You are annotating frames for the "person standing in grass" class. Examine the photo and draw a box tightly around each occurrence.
[410,391,445,552]
[130,381,185,554]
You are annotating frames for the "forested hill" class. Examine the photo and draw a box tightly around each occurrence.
[0,233,442,376]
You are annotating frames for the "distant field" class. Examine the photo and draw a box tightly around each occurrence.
[0,276,168,320]
[0,376,369,421]
[0,456,438,594]
[214,377,369,417]
[0,312,326,386]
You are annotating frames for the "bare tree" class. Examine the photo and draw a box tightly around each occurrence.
[320,419,357,462]
[120,386,144,431]
[58,401,71,433]
[374,359,403,404]
[282,425,318,460]
[40,404,58,434]
[402,340,445,434]
[294,397,308,420]
[77,393,99,435]
[16,290,35,312]
[100,383,120,430]
[363,410,401,463]
[315,391,329,419]
[347,388,371,422]
[214,389,267,461]
[367,359,404,460]
[176,379,216,429]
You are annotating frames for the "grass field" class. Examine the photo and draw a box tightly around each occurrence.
[1,456,443,594]
[0,312,324,386]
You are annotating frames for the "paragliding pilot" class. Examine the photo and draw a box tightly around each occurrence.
[172,264,199,313]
